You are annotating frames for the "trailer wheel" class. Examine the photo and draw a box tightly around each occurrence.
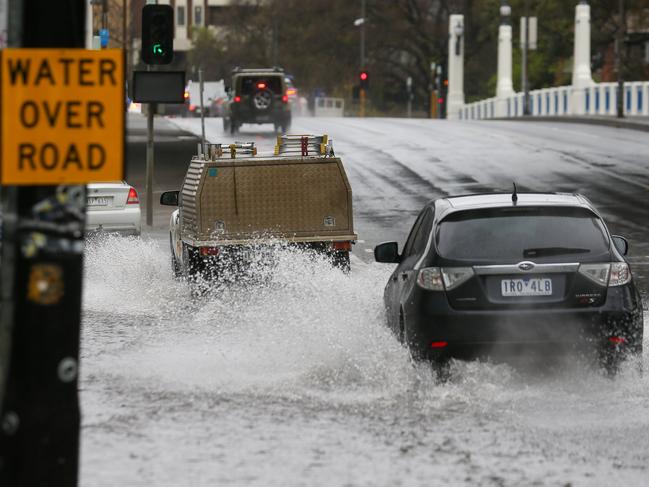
[332,251,350,273]
[170,234,182,278]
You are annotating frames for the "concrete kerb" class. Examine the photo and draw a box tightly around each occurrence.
[487,116,649,133]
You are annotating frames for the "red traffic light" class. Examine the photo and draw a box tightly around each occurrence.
[360,72,368,81]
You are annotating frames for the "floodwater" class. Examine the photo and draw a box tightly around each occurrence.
[80,235,649,487]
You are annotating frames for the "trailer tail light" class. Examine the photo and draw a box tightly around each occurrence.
[331,241,352,251]
[199,247,220,257]
[127,187,139,204]
[234,96,241,103]
[282,95,289,103]
[431,341,448,349]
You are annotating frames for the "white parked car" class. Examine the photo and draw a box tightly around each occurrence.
[86,182,141,236]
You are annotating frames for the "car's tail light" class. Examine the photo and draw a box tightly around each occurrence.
[609,263,631,286]
[331,241,352,251]
[127,187,139,204]
[608,336,626,345]
[189,104,196,111]
[441,267,474,291]
[234,96,241,103]
[578,263,631,287]
[417,267,474,291]
[417,267,444,291]
[431,341,448,348]
[183,91,189,100]
[579,263,610,286]
[282,95,289,103]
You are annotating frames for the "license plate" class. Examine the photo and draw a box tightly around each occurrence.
[87,197,112,207]
[501,278,552,297]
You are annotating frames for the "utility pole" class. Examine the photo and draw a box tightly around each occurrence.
[429,62,437,119]
[0,1,88,485]
[199,68,206,152]
[406,76,413,118]
[359,0,366,117]
[271,14,278,66]
[616,0,625,118]
[522,0,530,115]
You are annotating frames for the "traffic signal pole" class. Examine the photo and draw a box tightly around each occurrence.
[141,4,174,227]
[0,0,86,485]
[146,101,155,227]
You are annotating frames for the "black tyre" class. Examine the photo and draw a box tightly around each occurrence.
[230,119,237,135]
[332,251,350,272]
[223,117,230,132]
[170,234,181,278]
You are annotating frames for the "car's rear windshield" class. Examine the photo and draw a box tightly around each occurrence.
[436,206,610,262]
[239,76,283,95]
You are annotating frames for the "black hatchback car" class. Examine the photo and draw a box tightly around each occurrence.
[375,193,643,372]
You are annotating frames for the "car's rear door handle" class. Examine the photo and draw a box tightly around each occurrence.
[401,273,409,281]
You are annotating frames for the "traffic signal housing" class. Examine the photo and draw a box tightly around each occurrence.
[141,4,174,65]
[359,71,369,90]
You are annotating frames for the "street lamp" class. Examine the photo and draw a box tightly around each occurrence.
[454,20,464,56]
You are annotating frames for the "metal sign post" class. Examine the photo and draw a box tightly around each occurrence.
[146,101,155,227]
[0,2,125,486]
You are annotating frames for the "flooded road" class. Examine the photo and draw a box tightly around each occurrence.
[80,118,649,486]
[81,236,649,486]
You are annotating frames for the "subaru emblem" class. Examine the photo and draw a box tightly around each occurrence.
[518,261,535,271]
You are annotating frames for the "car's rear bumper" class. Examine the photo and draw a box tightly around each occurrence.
[405,285,643,358]
[86,207,141,236]
[230,108,290,124]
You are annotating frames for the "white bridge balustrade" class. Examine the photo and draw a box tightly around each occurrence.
[455,3,648,122]
[461,82,649,120]
[314,97,345,117]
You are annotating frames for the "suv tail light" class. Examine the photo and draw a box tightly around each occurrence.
[127,187,139,205]
[609,263,631,286]
[578,263,631,287]
[282,94,289,103]
[417,267,474,291]
[441,267,474,290]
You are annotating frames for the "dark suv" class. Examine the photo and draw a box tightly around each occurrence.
[223,68,291,134]
[375,193,643,374]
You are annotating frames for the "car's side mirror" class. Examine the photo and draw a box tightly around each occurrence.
[160,190,179,206]
[374,242,400,263]
[612,235,629,256]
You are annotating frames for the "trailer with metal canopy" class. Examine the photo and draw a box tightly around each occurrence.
[161,135,357,278]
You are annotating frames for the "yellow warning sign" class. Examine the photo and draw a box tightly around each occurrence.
[1,48,124,185]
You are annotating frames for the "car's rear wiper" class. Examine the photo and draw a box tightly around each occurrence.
[523,247,591,258]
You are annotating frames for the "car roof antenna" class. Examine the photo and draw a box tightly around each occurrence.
[512,182,518,204]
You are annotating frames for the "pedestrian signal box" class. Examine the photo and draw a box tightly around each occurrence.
[141,4,174,65]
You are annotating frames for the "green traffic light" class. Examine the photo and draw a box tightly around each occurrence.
[153,43,163,55]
